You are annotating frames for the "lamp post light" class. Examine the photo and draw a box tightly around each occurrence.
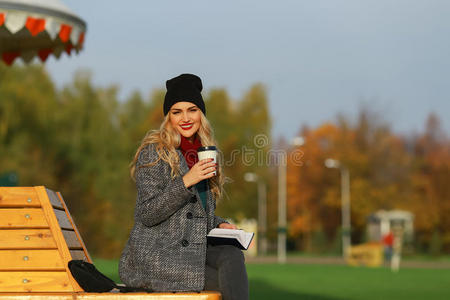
[244,172,267,255]
[324,158,351,258]
[278,136,304,264]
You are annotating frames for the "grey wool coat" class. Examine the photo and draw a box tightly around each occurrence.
[119,143,228,292]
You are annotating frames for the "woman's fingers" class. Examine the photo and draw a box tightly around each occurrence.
[194,159,217,179]
[200,158,214,164]
[219,223,238,229]
[202,166,216,176]
[200,162,216,172]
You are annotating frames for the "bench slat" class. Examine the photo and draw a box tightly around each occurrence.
[61,230,82,249]
[0,209,48,228]
[69,250,88,261]
[0,271,72,292]
[0,250,65,271]
[0,229,57,249]
[76,292,221,299]
[0,292,221,299]
[54,210,73,230]
[46,189,64,210]
[0,187,41,208]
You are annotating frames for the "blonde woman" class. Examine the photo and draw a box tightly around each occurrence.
[119,74,248,300]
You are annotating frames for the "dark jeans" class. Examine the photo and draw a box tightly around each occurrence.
[204,244,249,300]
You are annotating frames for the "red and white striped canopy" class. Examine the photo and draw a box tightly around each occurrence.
[0,0,86,65]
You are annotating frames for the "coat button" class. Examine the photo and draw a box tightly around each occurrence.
[186,212,193,219]
[190,197,197,203]
[181,239,189,247]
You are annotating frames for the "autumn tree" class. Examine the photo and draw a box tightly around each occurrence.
[284,107,449,254]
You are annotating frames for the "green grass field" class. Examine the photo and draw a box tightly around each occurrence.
[93,259,450,300]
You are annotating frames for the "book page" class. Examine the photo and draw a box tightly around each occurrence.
[208,228,254,249]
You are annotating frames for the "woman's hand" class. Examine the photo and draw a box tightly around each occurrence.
[218,223,238,229]
[183,158,217,188]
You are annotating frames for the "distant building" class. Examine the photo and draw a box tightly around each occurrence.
[366,210,414,244]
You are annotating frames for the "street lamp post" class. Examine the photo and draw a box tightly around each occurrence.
[244,172,267,255]
[278,136,304,264]
[325,159,351,258]
[258,178,267,255]
[278,158,287,263]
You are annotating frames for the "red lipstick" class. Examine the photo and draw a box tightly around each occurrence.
[180,123,193,130]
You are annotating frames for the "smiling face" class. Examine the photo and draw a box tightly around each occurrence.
[169,102,202,142]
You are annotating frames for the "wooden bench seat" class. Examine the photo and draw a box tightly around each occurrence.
[0,186,221,299]
[0,292,221,299]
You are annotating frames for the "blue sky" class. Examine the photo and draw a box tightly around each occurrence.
[46,0,450,141]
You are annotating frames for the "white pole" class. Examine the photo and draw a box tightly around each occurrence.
[278,155,287,263]
[341,167,351,258]
[258,181,267,255]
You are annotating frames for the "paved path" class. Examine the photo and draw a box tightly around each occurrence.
[245,255,450,269]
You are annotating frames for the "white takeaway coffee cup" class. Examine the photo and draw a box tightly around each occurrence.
[197,146,217,176]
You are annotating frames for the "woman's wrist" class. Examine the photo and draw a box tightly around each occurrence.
[183,175,192,189]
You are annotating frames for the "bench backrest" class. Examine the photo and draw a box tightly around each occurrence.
[0,186,91,292]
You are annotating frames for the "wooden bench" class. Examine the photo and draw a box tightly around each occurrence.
[0,186,220,300]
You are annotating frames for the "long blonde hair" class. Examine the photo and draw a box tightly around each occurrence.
[130,112,226,201]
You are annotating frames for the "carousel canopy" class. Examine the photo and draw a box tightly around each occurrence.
[0,0,86,65]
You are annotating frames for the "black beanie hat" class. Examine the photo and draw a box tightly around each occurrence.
[163,73,206,116]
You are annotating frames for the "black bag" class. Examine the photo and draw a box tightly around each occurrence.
[68,260,152,293]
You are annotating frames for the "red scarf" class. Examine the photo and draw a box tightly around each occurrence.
[179,134,203,169]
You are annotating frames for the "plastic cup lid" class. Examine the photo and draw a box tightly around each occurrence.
[197,146,217,151]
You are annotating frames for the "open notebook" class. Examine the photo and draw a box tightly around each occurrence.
[207,228,254,250]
